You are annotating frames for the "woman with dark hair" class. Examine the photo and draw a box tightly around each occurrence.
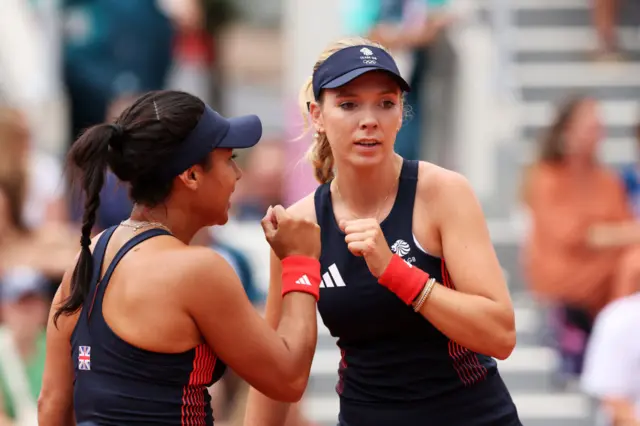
[38,90,323,426]
[521,95,640,386]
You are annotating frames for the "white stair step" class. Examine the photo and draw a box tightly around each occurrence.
[517,63,640,88]
[523,100,639,128]
[303,392,591,421]
[310,345,558,376]
[511,0,588,9]
[516,27,640,52]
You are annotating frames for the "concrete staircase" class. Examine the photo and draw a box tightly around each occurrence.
[490,0,640,220]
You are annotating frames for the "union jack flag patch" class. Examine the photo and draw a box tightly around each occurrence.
[78,346,91,371]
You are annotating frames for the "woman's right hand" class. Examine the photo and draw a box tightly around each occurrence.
[261,205,321,260]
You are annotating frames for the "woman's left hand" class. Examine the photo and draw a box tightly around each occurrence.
[341,219,393,278]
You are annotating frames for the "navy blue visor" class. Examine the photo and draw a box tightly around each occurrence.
[162,105,262,179]
[312,45,411,101]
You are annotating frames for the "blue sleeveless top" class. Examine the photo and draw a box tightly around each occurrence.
[314,160,520,425]
[71,226,227,426]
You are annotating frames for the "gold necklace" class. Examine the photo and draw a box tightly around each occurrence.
[334,166,401,222]
[120,218,172,234]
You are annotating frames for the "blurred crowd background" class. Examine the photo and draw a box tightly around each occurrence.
[1,0,640,425]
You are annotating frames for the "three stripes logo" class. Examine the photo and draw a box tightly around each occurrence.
[320,264,347,288]
[295,275,312,286]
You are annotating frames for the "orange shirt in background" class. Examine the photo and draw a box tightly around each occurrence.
[521,162,633,315]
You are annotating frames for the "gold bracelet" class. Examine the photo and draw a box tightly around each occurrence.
[413,278,436,312]
[411,279,430,308]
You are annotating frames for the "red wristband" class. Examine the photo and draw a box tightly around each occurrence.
[281,256,322,301]
[378,255,429,305]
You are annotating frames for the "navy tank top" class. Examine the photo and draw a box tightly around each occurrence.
[71,226,227,426]
[314,160,521,426]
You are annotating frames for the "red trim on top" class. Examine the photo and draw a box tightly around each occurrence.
[336,348,347,395]
[181,344,218,425]
[440,260,488,386]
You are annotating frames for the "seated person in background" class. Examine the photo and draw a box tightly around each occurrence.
[0,175,77,300]
[581,292,640,426]
[0,269,50,426]
[521,96,640,386]
[0,107,68,229]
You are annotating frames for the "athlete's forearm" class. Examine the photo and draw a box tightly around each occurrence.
[276,292,318,394]
[244,292,314,425]
[604,398,640,426]
[416,283,515,360]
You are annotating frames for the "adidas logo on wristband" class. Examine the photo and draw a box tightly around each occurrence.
[295,275,312,286]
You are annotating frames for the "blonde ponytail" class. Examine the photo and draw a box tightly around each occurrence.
[298,75,335,184]
[298,36,389,184]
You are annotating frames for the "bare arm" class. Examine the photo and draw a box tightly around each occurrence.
[586,178,637,248]
[187,247,318,403]
[603,399,640,426]
[368,14,453,50]
[417,173,516,360]
[38,269,77,426]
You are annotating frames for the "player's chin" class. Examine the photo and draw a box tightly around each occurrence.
[348,150,386,167]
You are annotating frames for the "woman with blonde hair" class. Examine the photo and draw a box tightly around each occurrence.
[245,37,520,426]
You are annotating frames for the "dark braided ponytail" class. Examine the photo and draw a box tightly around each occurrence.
[53,123,121,326]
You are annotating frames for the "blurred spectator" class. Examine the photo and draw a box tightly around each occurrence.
[164,0,237,105]
[581,292,640,425]
[0,109,77,301]
[520,96,640,386]
[0,107,67,229]
[592,0,621,61]
[341,0,452,160]
[62,0,175,142]
[0,0,67,156]
[0,269,49,426]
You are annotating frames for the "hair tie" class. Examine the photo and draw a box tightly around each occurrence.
[80,234,92,248]
[109,123,124,136]
[108,124,125,151]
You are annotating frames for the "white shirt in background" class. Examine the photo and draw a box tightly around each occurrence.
[581,293,640,425]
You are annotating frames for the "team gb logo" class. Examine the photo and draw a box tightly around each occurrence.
[360,47,374,56]
[391,239,411,257]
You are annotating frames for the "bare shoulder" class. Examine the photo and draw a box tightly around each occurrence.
[168,245,237,282]
[285,191,318,224]
[416,161,476,204]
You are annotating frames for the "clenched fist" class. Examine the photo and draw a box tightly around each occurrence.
[341,218,393,278]
[261,205,321,260]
